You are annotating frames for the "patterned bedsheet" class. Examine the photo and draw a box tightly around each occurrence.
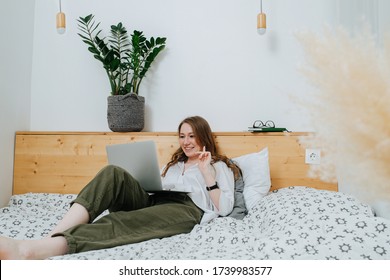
[1,187,389,260]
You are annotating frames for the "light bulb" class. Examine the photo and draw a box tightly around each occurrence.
[57,27,66,34]
[257,28,266,35]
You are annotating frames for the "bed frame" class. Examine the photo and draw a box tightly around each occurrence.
[12,131,337,194]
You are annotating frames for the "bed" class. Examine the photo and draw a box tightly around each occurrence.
[1,131,389,260]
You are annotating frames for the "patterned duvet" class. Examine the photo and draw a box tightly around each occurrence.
[1,187,389,260]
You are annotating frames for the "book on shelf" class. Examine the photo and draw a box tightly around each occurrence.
[247,127,288,132]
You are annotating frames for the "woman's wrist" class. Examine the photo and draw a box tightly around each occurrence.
[200,164,215,180]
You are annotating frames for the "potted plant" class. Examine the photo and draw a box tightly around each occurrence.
[77,14,167,132]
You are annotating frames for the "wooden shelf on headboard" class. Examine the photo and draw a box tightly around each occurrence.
[13,131,337,194]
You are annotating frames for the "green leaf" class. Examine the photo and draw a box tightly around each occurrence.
[77,33,90,41]
[93,54,104,63]
[110,58,120,72]
[88,46,100,55]
[82,40,95,48]
[145,40,151,49]
[104,50,115,64]
[84,14,93,22]
[156,37,167,45]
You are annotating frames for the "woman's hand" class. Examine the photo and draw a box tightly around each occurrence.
[196,146,216,186]
[197,146,211,170]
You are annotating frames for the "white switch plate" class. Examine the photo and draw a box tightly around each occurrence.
[305,149,321,164]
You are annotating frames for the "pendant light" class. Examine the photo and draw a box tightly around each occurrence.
[56,0,66,34]
[257,0,266,35]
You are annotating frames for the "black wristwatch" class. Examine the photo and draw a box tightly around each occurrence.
[206,182,219,191]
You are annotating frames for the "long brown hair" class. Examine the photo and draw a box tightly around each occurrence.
[161,116,241,179]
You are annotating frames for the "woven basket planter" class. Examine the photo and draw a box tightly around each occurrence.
[107,93,145,132]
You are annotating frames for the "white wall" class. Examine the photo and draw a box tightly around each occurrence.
[0,0,34,207]
[30,0,337,133]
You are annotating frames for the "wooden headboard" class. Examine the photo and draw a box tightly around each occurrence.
[13,131,337,194]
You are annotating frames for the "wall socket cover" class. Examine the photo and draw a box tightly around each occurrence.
[305,149,321,164]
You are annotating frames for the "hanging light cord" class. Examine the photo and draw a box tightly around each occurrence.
[257,0,266,35]
[59,0,62,13]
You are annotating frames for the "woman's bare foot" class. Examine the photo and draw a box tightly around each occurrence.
[0,235,68,260]
[0,236,33,259]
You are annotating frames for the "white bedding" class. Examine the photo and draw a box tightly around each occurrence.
[1,187,389,260]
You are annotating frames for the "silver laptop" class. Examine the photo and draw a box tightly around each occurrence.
[106,140,188,193]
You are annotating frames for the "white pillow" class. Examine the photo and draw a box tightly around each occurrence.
[232,147,271,210]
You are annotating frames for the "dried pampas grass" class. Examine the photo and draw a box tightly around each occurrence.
[297,27,390,202]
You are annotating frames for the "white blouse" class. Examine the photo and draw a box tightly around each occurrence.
[161,161,235,224]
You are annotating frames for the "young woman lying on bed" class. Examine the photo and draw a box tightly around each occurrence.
[0,116,240,260]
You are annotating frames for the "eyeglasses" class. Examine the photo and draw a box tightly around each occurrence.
[252,120,275,128]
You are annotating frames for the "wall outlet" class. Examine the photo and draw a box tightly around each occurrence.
[305,149,321,164]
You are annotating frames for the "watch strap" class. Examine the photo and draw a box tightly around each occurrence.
[206,183,219,191]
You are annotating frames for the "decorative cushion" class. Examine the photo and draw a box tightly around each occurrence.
[232,147,271,210]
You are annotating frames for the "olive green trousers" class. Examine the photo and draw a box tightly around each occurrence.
[52,165,203,254]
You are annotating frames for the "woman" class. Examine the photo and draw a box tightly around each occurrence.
[0,116,240,259]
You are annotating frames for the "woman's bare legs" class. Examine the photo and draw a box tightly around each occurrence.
[0,202,89,260]
[47,202,90,237]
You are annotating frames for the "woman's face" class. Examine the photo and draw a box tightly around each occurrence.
[179,122,202,161]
